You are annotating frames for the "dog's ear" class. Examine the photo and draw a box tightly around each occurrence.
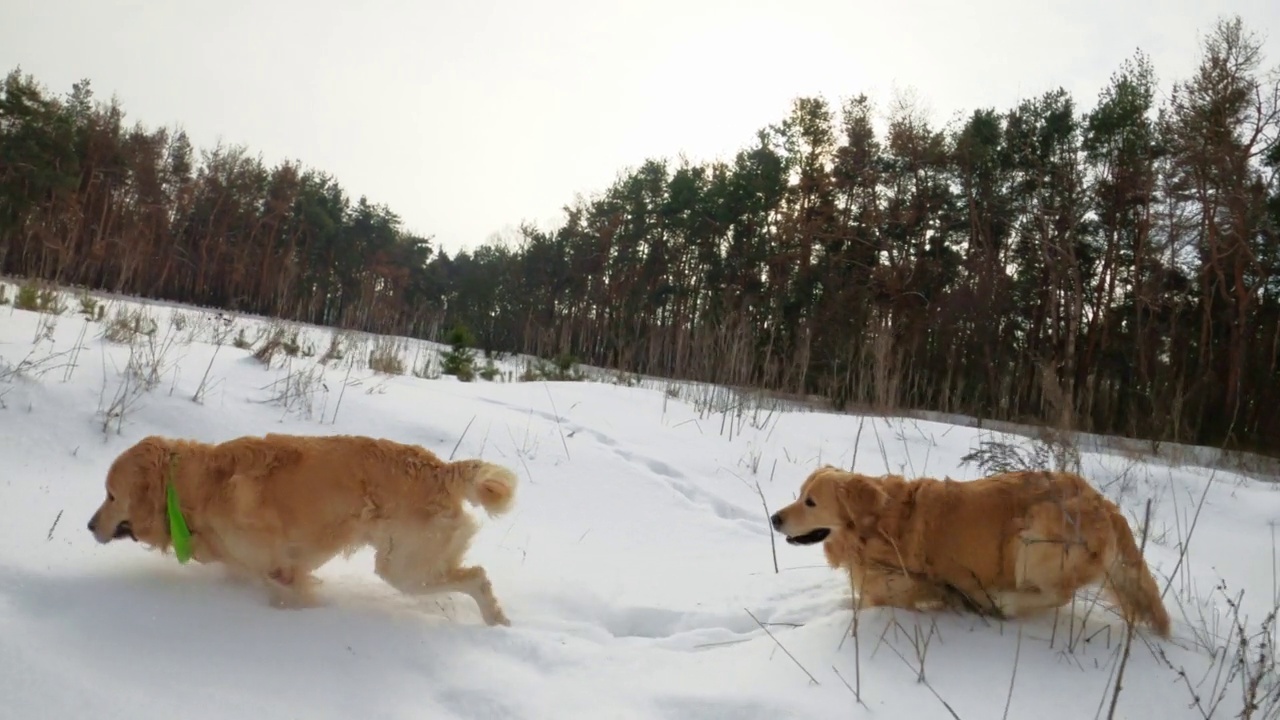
[835,475,889,535]
[804,465,846,491]
[135,435,172,455]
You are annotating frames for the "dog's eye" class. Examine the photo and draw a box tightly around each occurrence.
[804,497,816,507]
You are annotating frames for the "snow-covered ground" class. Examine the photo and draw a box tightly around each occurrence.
[2,282,1278,720]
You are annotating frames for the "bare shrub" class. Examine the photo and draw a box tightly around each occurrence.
[281,330,302,358]
[543,353,584,381]
[1156,581,1280,719]
[77,292,99,318]
[99,348,148,435]
[412,346,442,379]
[611,369,640,387]
[257,358,329,421]
[368,336,406,375]
[98,317,184,435]
[960,438,1053,475]
[654,379,794,441]
[0,326,78,393]
[320,331,349,364]
[169,308,190,333]
[193,318,238,404]
[132,317,182,390]
[102,307,158,344]
[519,360,541,382]
[960,431,1081,476]
[252,324,289,365]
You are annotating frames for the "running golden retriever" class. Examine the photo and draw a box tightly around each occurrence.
[770,466,1171,638]
[87,433,518,626]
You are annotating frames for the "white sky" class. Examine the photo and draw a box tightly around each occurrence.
[3,0,1278,255]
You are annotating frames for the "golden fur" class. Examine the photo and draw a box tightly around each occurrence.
[87,433,518,625]
[770,466,1171,638]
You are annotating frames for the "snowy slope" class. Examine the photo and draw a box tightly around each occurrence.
[1,285,1278,720]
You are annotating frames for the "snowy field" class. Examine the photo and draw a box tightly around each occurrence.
[2,281,1279,720]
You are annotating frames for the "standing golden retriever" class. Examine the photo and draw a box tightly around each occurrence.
[770,466,1171,638]
[87,433,518,626]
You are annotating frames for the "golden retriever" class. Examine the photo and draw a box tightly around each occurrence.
[87,433,518,626]
[770,466,1171,638]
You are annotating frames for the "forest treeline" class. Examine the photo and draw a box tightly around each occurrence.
[1,16,1278,453]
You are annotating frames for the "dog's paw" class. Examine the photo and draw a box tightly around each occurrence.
[267,585,322,610]
[220,565,256,585]
[269,594,321,610]
[484,608,512,627]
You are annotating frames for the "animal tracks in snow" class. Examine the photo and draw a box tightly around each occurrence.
[531,580,842,654]
[609,447,762,532]
[478,394,765,534]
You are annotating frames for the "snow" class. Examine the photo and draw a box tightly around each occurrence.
[2,284,1278,720]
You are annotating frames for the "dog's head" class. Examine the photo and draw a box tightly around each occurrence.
[770,466,889,546]
[87,436,173,548]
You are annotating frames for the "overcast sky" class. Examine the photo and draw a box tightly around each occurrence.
[3,0,1277,255]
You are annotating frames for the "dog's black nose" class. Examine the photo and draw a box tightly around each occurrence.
[770,512,783,530]
[87,515,97,533]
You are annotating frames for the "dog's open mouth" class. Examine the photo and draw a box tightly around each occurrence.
[112,520,136,541]
[785,528,831,545]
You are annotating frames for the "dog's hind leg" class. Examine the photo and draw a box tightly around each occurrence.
[1001,500,1113,620]
[389,565,510,627]
[373,518,511,626]
[990,587,1074,618]
[377,557,510,627]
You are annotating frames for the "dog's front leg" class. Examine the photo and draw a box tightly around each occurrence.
[264,567,321,609]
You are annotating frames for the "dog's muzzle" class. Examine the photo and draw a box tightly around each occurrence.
[89,514,135,543]
[771,511,832,545]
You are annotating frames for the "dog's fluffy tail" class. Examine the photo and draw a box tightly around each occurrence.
[1105,509,1172,638]
[453,460,518,516]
